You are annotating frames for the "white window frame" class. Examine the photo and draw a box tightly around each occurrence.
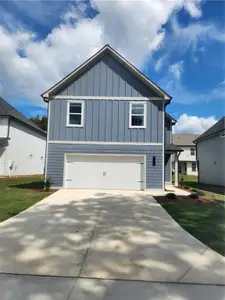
[129,101,147,129]
[66,100,84,127]
[190,147,195,156]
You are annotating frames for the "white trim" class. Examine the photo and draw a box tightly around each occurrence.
[42,45,171,100]
[66,100,84,127]
[51,95,163,101]
[44,101,51,181]
[49,140,163,146]
[162,99,165,190]
[64,153,146,190]
[129,101,147,129]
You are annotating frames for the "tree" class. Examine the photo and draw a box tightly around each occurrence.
[30,115,48,131]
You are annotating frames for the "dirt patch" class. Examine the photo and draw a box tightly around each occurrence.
[0,174,42,180]
[25,189,57,194]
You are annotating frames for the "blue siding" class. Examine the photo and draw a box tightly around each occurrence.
[165,116,172,145]
[165,154,171,183]
[49,99,163,143]
[47,143,163,189]
[57,55,158,98]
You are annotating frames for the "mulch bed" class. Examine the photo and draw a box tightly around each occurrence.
[155,191,216,205]
[25,189,56,194]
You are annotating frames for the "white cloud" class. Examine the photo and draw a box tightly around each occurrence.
[169,61,183,80]
[184,0,202,18]
[0,0,204,106]
[173,114,217,133]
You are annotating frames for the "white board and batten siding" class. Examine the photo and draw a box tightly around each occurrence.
[64,154,145,190]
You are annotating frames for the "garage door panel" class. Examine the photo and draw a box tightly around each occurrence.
[65,155,144,190]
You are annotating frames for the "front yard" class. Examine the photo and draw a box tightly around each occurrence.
[0,176,54,222]
[158,175,225,256]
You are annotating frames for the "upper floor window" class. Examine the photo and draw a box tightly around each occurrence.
[129,102,146,128]
[67,100,84,127]
[190,148,195,156]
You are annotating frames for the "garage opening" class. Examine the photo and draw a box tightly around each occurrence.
[64,154,145,190]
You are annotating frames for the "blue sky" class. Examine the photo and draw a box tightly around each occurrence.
[0,0,224,133]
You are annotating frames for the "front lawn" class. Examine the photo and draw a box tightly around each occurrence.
[162,203,225,256]
[0,176,54,222]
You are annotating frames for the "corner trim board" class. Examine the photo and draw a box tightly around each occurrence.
[44,101,51,181]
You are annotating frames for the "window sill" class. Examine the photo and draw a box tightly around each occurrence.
[129,126,146,129]
[66,124,84,128]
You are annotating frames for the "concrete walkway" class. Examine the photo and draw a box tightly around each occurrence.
[1,273,225,300]
[0,189,224,287]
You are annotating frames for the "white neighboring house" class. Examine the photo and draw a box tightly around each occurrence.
[194,117,225,187]
[172,134,199,176]
[0,97,47,176]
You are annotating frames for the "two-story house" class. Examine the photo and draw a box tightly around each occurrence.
[172,134,199,176]
[42,45,182,190]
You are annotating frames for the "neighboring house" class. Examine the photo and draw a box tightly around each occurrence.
[42,45,181,190]
[0,97,47,176]
[194,117,225,187]
[172,134,199,176]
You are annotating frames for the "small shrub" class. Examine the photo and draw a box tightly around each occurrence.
[180,177,184,185]
[183,185,190,190]
[44,177,52,191]
[198,191,205,196]
[166,193,177,200]
[190,193,199,199]
[191,188,198,193]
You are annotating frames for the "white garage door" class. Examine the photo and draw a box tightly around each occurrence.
[65,154,144,190]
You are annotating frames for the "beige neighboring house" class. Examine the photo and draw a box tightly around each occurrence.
[172,134,199,176]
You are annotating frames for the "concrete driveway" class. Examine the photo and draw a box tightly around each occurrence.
[0,189,224,286]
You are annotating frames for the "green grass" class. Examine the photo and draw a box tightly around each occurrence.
[162,203,225,256]
[0,176,53,222]
[178,175,224,202]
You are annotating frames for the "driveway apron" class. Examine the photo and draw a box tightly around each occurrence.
[0,189,224,284]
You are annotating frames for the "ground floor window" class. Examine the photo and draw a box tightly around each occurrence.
[192,162,197,172]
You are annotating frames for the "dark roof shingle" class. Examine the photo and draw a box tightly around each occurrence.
[194,117,225,143]
[173,134,200,146]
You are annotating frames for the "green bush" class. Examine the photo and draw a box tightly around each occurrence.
[44,177,52,191]
[190,193,199,199]
[166,193,177,200]
[183,185,190,190]
[198,191,205,196]
[191,188,199,193]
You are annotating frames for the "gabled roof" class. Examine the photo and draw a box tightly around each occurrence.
[173,134,200,146]
[194,117,225,143]
[0,97,46,136]
[41,44,172,102]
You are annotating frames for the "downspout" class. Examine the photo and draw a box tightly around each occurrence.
[4,117,11,176]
